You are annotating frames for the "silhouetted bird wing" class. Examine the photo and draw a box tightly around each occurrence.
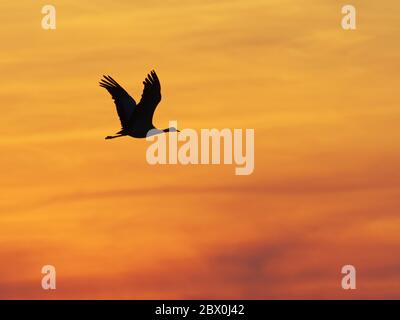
[99,75,136,129]
[136,70,161,126]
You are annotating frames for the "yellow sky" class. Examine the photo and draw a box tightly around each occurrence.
[0,0,399,298]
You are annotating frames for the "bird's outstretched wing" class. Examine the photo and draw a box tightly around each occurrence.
[137,70,162,124]
[99,75,136,129]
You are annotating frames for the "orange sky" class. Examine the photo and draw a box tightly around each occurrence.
[0,0,400,299]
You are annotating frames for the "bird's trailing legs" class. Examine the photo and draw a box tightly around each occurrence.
[105,134,124,140]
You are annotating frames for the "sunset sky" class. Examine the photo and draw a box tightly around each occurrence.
[0,0,399,299]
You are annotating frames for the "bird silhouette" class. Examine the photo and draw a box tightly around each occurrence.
[99,70,179,139]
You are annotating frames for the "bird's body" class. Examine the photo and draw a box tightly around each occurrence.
[99,70,178,139]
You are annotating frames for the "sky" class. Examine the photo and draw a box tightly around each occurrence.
[0,0,399,299]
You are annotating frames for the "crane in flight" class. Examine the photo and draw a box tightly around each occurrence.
[99,70,179,139]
